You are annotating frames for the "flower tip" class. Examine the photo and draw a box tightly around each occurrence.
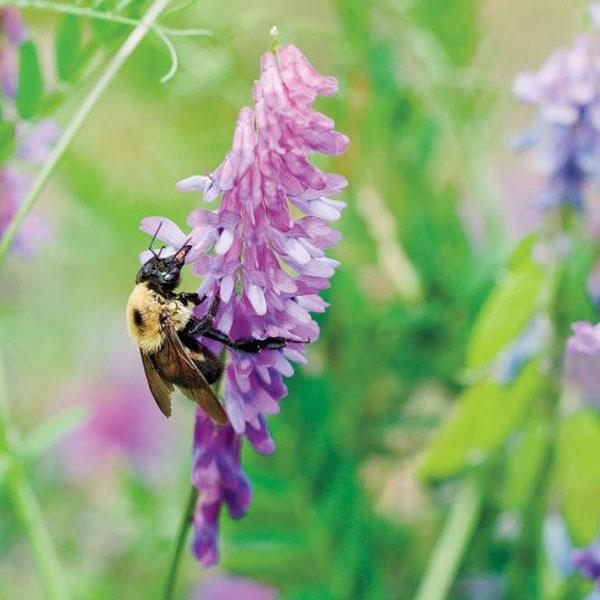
[270,25,280,52]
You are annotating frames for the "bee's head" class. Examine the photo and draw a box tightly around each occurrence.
[136,243,192,290]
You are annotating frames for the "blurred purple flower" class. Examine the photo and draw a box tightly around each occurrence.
[191,574,277,600]
[144,43,348,566]
[589,260,600,309]
[0,7,24,97]
[1,9,58,255]
[513,26,600,210]
[564,321,600,402]
[573,538,600,589]
[61,374,173,483]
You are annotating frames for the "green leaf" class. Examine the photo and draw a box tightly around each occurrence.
[20,405,89,461]
[502,417,548,508]
[55,15,82,81]
[0,453,11,488]
[466,236,544,370]
[421,362,540,479]
[556,410,600,545]
[0,121,16,165]
[16,40,43,120]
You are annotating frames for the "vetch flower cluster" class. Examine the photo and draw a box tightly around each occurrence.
[0,8,57,255]
[513,10,600,210]
[143,42,348,566]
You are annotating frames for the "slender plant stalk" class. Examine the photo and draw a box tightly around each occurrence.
[415,477,482,600]
[0,357,67,599]
[162,484,199,600]
[0,0,172,266]
[7,0,211,37]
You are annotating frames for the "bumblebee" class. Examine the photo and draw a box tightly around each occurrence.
[126,232,291,424]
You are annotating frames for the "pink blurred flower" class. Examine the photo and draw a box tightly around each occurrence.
[61,374,173,483]
[1,8,58,256]
[191,575,277,600]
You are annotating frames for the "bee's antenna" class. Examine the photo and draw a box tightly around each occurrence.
[148,222,163,258]
[157,245,165,258]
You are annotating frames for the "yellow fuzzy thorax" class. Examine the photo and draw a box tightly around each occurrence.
[126,282,192,354]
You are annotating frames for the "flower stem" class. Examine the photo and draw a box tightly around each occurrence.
[161,484,199,600]
[0,0,172,266]
[415,476,482,600]
[0,358,68,599]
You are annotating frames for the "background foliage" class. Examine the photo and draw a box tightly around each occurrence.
[1,0,599,598]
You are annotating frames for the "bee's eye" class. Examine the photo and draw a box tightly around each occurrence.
[164,272,177,283]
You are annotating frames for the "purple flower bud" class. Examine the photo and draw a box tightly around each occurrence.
[145,43,348,566]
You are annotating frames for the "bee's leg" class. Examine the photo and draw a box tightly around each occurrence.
[199,327,299,354]
[178,292,206,306]
[185,296,221,336]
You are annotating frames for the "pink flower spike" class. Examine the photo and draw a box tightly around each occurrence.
[140,40,348,567]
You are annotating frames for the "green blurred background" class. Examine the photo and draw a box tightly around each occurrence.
[0,0,597,598]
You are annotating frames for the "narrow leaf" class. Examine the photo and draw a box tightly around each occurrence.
[16,40,43,120]
[556,410,600,545]
[421,362,540,479]
[502,417,548,508]
[466,237,544,370]
[0,122,16,165]
[55,15,82,81]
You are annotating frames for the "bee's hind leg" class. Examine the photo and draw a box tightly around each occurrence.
[199,327,299,354]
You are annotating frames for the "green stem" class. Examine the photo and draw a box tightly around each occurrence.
[0,359,67,599]
[161,484,199,600]
[415,477,482,600]
[0,0,172,265]
[7,0,211,37]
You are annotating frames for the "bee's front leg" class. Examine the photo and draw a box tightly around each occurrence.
[178,292,205,306]
[184,296,221,336]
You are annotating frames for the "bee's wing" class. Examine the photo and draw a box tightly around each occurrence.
[140,350,173,417]
[161,320,228,425]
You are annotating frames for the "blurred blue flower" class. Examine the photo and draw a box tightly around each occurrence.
[513,20,600,210]
[145,43,348,566]
[564,321,600,403]
[493,314,551,383]
[544,513,575,578]
[588,260,600,309]
[573,538,600,589]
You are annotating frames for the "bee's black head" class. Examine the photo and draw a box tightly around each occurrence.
[136,244,192,291]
